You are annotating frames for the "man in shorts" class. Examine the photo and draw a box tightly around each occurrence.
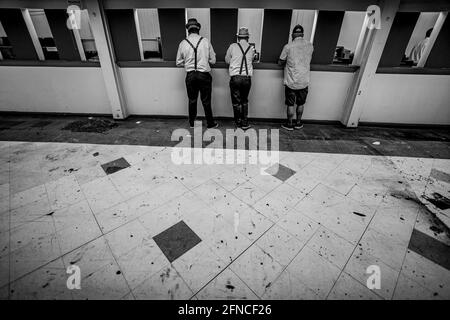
[278,24,314,131]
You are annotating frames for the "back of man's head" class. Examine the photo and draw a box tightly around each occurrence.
[292,24,304,40]
[237,27,250,42]
[186,18,201,35]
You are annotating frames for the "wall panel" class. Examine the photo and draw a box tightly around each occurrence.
[425,16,450,68]
[378,12,420,68]
[0,8,37,60]
[261,9,292,63]
[105,9,141,61]
[311,10,344,64]
[158,8,185,61]
[210,8,238,62]
[45,9,80,61]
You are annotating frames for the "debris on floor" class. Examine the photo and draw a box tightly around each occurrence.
[62,118,118,133]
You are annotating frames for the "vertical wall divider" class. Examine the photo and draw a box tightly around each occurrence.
[72,27,87,61]
[133,8,145,61]
[85,0,128,119]
[21,8,45,60]
[310,10,318,44]
[352,12,370,66]
[341,0,400,127]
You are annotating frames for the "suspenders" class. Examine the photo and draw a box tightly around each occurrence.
[184,37,204,71]
[237,43,251,76]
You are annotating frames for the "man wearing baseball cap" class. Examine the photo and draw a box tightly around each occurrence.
[225,27,255,130]
[278,24,314,131]
[176,18,218,129]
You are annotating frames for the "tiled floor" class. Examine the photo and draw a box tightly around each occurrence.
[0,115,449,300]
[0,139,448,300]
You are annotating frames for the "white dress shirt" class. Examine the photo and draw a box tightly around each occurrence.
[176,33,216,72]
[225,40,255,76]
[409,37,430,64]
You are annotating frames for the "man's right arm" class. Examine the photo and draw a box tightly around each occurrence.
[278,44,288,66]
[176,42,184,67]
[225,45,232,64]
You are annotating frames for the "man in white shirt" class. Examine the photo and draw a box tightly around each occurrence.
[176,18,218,129]
[409,28,433,64]
[278,25,314,131]
[225,27,255,130]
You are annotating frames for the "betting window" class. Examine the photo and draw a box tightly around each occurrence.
[136,8,163,61]
[289,10,317,44]
[185,8,211,40]
[404,12,439,66]
[334,11,366,65]
[79,10,98,62]
[29,9,59,60]
[237,9,263,62]
[0,20,14,60]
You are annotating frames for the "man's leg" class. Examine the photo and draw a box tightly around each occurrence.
[229,76,242,127]
[281,86,295,131]
[185,72,199,127]
[295,104,304,129]
[240,77,251,130]
[199,72,216,128]
[294,87,308,129]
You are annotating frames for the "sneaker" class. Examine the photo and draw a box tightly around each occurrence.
[241,120,251,130]
[207,122,219,129]
[294,121,303,129]
[189,123,195,129]
[281,123,294,131]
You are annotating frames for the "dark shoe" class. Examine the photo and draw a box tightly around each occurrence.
[294,121,303,129]
[207,122,219,129]
[241,120,251,130]
[189,123,195,129]
[281,123,294,131]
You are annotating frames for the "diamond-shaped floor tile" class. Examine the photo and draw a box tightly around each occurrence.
[265,163,296,182]
[153,220,202,263]
[101,157,130,175]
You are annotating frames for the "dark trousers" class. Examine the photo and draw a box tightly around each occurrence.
[229,75,251,123]
[185,71,214,126]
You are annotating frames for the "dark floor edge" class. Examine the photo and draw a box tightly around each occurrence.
[2,111,449,129]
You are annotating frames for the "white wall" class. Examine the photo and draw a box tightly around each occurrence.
[0,67,110,114]
[119,67,353,120]
[361,74,450,125]
[1,66,448,125]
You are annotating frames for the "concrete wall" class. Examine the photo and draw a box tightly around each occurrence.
[119,67,353,120]
[361,73,450,125]
[0,66,449,126]
[0,66,111,113]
